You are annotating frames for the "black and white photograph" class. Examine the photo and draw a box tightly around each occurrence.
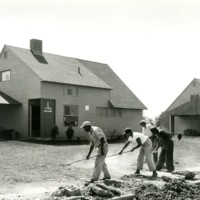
[0,0,200,199]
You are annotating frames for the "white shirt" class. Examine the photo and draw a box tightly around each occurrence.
[142,123,153,138]
[128,132,148,144]
[88,126,107,147]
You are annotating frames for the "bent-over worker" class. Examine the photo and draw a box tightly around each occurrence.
[80,121,111,183]
[119,128,158,177]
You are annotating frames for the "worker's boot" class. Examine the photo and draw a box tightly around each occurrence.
[152,170,158,177]
[134,169,140,175]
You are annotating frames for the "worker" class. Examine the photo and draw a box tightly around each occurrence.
[80,121,111,183]
[154,130,174,172]
[139,120,154,138]
[118,128,158,177]
[150,127,160,164]
[140,120,158,164]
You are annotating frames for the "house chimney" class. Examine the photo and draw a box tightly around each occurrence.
[30,39,43,56]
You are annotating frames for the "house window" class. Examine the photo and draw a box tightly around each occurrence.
[96,107,109,117]
[1,70,11,82]
[64,85,78,96]
[190,94,199,101]
[64,105,78,126]
[110,108,121,117]
[67,88,73,95]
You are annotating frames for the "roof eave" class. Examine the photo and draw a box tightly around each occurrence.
[109,100,147,110]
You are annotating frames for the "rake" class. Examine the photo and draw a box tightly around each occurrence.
[61,150,132,167]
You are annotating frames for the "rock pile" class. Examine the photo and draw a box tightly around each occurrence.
[132,177,200,200]
[172,170,196,180]
[45,172,200,200]
[47,185,84,200]
[82,180,122,199]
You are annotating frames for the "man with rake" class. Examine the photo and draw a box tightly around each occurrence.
[119,127,158,177]
[80,121,111,183]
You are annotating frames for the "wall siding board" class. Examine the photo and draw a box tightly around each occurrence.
[41,82,143,139]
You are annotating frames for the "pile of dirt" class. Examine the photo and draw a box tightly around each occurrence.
[132,178,200,200]
[44,172,200,200]
[172,170,196,180]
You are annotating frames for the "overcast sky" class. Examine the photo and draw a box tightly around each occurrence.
[1,0,200,119]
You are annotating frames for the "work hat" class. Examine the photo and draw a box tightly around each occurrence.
[139,120,147,125]
[123,127,132,135]
[150,126,159,135]
[80,121,91,128]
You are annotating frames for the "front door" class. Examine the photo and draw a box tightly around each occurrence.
[29,99,41,137]
[41,99,56,137]
[29,99,56,137]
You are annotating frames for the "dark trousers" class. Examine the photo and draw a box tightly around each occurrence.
[153,152,158,163]
[156,140,174,172]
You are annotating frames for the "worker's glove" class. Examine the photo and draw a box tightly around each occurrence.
[86,155,90,160]
[153,150,158,153]
[118,151,123,155]
[131,148,135,152]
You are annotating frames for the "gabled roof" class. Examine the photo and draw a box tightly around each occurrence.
[165,78,200,112]
[5,45,146,110]
[7,45,111,90]
[78,59,147,109]
[169,98,200,116]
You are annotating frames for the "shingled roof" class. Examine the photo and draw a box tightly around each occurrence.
[78,59,147,109]
[6,45,146,110]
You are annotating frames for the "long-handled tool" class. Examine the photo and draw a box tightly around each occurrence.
[106,150,131,158]
[60,155,97,166]
[61,150,132,167]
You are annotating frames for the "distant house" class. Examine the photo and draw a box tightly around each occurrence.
[159,78,200,134]
[0,39,146,139]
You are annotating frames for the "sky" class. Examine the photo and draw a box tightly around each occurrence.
[1,0,200,119]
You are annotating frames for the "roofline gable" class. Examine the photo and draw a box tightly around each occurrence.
[165,78,200,112]
[5,45,43,82]
[5,45,111,90]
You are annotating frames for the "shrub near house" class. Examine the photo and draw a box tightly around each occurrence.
[184,129,200,136]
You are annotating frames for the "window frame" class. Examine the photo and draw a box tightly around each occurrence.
[96,107,122,117]
[63,105,79,127]
[1,70,11,82]
[64,85,79,97]
[110,108,121,117]
[190,94,200,101]
[96,107,109,117]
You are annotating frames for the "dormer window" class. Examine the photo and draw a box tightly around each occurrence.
[190,94,199,101]
[1,70,11,82]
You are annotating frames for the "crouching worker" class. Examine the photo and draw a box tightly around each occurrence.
[119,128,158,177]
[80,121,111,183]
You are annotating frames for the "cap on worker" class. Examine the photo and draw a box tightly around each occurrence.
[80,121,91,128]
[123,127,132,135]
[139,120,147,125]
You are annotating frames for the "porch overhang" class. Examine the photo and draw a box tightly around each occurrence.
[0,91,21,105]
[169,98,200,116]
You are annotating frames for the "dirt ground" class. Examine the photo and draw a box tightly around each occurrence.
[0,136,200,200]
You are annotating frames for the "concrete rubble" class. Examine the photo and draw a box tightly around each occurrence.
[44,171,200,200]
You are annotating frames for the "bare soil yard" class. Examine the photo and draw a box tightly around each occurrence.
[0,137,200,199]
